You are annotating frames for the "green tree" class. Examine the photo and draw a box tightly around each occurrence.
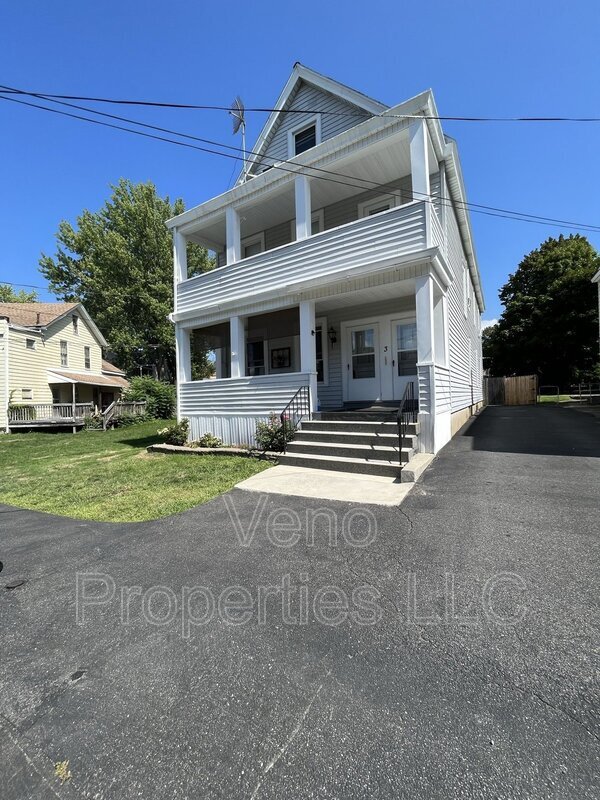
[39,179,214,378]
[483,235,599,385]
[0,285,38,302]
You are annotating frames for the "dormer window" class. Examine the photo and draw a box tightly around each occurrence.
[288,116,321,158]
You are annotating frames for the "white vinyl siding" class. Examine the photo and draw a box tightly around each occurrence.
[254,81,372,172]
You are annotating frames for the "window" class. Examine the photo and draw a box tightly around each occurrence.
[72,315,79,334]
[25,338,36,350]
[242,233,265,259]
[315,317,329,384]
[60,340,68,366]
[287,116,321,158]
[463,263,469,318]
[396,322,418,376]
[358,195,397,219]
[22,388,33,401]
[84,346,91,370]
[246,340,265,376]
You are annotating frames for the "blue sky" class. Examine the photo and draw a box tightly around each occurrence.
[1,0,599,322]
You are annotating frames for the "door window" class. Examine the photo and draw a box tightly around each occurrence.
[351,328,376,379]
[396,323,417,375]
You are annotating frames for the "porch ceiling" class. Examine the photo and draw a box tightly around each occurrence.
[315,278,417,313]
[187,127,433,247]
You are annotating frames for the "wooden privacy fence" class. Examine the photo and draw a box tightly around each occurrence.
[484,375,538,406]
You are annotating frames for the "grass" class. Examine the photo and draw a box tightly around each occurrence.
[0,420,271,522]
[537,394,574,404]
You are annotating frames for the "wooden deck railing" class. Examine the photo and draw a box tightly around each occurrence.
[8,403,94,423]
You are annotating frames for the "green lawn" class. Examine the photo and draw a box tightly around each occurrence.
[0,421,271,522]
[537,394,573,404]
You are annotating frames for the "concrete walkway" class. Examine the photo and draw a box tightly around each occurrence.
[0,404,598,799]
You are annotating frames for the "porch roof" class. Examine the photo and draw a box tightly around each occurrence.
[47,369,128,388]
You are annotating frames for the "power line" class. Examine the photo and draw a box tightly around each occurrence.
[1,86,599,122]
[2,91,600,234]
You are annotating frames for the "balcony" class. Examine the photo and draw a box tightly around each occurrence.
[176,200,434,316]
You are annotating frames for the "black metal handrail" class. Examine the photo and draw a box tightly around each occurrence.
[396,381,418,465]
[280,385,311,453]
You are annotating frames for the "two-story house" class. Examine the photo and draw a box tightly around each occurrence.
[168,64,484,477]
[0,302,128,431]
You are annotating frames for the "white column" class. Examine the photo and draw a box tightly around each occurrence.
[409,118,431,246]
[294,175,312,240]
[175,325,192,421]
[299,300,317,412]
[415,275,435,452]
[226,206,241,264]
[230,316,245,378]
[173,229,187,311]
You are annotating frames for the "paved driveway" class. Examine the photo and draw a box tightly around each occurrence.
[0,405,598,799]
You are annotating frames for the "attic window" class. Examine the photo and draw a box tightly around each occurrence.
[72,315,79,334]
[26,338,36,350]
[294,125,316,155]
[288,116,321,158]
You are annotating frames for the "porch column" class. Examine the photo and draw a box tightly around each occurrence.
[409,118,431,246]
[175,324,192,421]
[299,300,317,412]
[294,175,312,240]
[226,206,241,264]
[71,382,77,435]
[173,229,187,312]
[230,316,245,378]
[415,275,435,452]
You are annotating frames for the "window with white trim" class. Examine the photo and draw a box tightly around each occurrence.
[72,315,79,334]
[462,263,469,318]
[60,340,68,366]
[358,195,397,219]
[84,345,91,370]
[241,232,265,259]
[287,116,321,158]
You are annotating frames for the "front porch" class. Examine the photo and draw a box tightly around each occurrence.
[176,269,450,453]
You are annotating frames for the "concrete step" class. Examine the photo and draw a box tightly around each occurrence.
[293,430,418,449]
[279,451,403,478]
[286,439,414,462]
[303,419,420,436]
[318,411,398,422]
[400,453,436,483]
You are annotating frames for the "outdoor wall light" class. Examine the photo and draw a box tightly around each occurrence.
[328,326,337,346]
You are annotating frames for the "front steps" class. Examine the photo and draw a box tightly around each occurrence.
[279,415,425,481]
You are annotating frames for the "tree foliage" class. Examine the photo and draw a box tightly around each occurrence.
[39,179,214,378]
[483,235,599,385]
[0,285,38,302]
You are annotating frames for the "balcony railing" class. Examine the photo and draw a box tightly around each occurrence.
[176,201,432,315]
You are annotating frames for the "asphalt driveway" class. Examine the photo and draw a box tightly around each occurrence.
[0,405,598,799]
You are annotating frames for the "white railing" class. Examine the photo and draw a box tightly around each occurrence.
[8,403,94,423]
[176,201,429,315]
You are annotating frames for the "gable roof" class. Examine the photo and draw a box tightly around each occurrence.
[0,302,79,327]
[0,301,108,347]
[238,63,387,185]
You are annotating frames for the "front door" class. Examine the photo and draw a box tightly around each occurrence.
[391,319,418,400]
[346,323,381,402]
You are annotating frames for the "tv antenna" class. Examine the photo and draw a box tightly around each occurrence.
[229,96,247,181]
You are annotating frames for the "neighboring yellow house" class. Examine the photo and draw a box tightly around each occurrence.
[0,302,128,431]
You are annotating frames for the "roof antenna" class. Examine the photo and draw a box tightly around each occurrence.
[229,96,247,182]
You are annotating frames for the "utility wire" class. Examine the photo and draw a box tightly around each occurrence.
[2,90,600,234]
[1,86,599,122]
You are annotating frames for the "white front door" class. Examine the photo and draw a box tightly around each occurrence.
[345,323,381,402]
[391,319,418,400]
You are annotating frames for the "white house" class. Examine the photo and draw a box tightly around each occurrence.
[168,64,484,477]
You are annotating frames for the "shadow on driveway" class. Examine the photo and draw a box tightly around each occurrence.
[461,404,600,457]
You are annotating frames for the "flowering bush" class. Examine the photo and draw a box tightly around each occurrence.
[255,413,296,452]
[157,418,189,446]
[197,432,223,448]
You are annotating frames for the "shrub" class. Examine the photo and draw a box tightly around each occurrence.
[197,432,223,448]
[114,412,150,428]
[255,413,296,452]
[157,418,189,446]
[123,377,176,419]
[84,413,103,430]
